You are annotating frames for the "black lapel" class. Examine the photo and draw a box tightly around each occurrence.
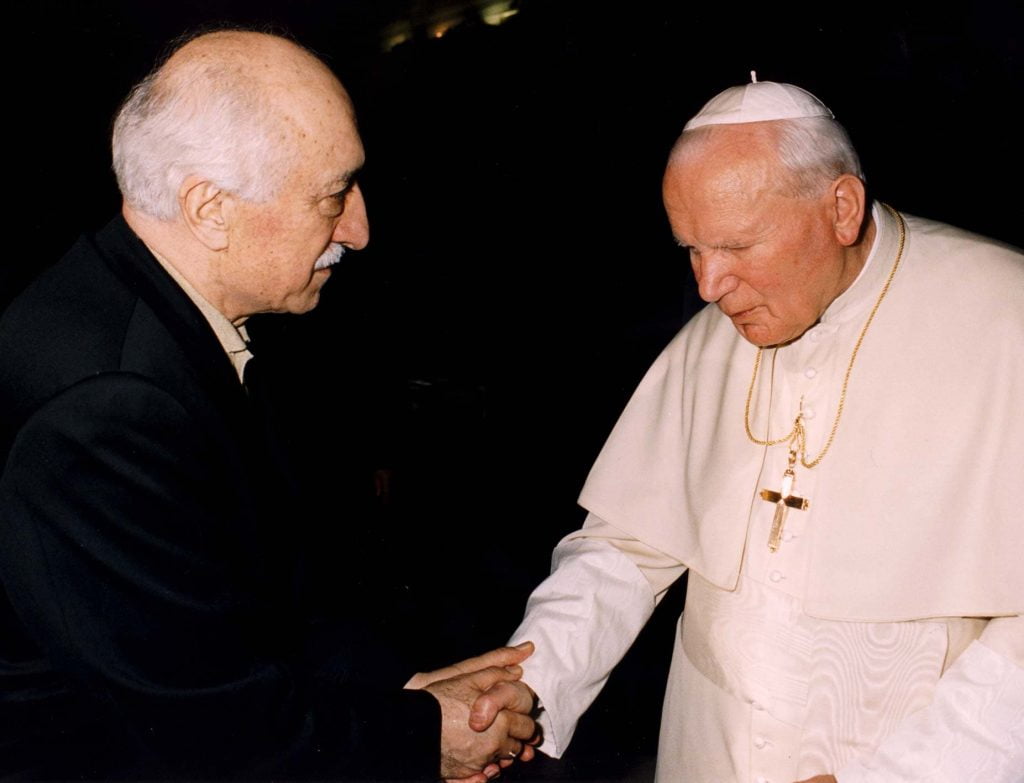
[86,216,249,431]
[88,217,302,601]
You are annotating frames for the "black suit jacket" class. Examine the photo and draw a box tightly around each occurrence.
[0,217,439,780]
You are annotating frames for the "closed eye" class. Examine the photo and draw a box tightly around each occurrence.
[319,181,357,217]
[329,182,356,205]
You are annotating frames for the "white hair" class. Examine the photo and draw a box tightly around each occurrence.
[670,116,864,198]
[773,116,863,196]
[111,54,296,220]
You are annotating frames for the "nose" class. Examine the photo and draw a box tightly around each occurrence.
[333,183,369,250]
[692,250,738,303]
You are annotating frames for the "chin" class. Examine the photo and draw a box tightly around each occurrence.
[737,325,788,348]
[303,293,322,313]
[283,291,322,315]
[736,322,769,346]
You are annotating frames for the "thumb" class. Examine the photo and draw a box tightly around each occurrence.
[469,680,536,732]
[468,686,503,733]
[456,642,534,674]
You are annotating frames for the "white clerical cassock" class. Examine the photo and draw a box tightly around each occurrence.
[509,80,1024,782]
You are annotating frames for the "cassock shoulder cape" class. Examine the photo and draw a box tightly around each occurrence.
[578,205,1024,621]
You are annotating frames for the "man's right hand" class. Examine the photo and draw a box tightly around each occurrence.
[406,643,538,781]
[424,664,536,780]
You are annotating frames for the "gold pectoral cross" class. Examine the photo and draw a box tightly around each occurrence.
[760,448,810,552]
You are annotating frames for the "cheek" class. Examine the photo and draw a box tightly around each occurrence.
[266,225,323,271]
[739,252,787,299]
[245,208,286,243]
[241,219,294,272]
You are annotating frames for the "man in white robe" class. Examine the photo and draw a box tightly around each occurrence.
[472,80,1024,782]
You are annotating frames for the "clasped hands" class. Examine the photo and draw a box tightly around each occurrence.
[408,644,838,783]
[406,641,540,781]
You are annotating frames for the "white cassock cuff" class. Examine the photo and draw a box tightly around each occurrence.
[836,636,1024,783]
[508,537,656,758]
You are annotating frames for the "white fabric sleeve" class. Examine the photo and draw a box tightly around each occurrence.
[508,513,686,758]
[836,615,1024,783]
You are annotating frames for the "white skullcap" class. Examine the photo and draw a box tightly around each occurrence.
[684,75,834,130]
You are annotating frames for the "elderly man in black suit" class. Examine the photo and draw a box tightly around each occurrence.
[0,30,535,781]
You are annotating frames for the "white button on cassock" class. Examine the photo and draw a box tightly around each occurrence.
[769,570,783,583]
[804,367,817,378]
[753,735,767,749]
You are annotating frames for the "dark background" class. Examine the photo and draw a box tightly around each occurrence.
[6,1,1022,779]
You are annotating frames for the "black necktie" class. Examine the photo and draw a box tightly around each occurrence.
[242,350,264,404]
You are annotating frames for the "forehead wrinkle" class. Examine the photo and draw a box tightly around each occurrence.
[269,85,362,198]
[317,165,363,196]
[675,123,788,197]
[667,148,788,249]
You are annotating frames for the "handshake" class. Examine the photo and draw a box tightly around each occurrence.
[406,641,540,781]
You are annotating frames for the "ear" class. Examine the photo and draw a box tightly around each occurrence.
[179,176,232,251]
[830,174,867,247]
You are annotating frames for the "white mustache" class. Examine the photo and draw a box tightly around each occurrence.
[314,243,346,270]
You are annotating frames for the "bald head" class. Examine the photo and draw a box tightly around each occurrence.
[112,30,369,322]
[113,30,354,220]
[663,119,872,347]
[669,114,862,201]
[161,30,349,112]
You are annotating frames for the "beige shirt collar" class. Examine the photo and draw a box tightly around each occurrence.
[146,245,252,382]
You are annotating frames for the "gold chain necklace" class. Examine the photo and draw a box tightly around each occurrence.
[745,204,906,550]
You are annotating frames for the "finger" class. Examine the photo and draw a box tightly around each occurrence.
[519,743,535,762]
[451,642,534,675]
[468,687,501,733]
[495,681,535,714]
[469,681,535,731]
[525,723,542,744]
[444,772,490,783]
[466,664,523,692]
[504,710,536,741]
[408,642,533,690]
[495,740,523,768]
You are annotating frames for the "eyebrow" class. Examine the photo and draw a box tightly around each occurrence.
[674,237,748,250]
[678,222,775,250]
[324,166,363,194]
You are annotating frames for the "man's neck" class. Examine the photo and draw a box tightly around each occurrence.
[122,202,238,323]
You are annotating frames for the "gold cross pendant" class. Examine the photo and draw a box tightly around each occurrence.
[760,449,809,552]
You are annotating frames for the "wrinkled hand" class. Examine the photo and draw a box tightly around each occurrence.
[794,776,837,783]
[469,676,538,736]
[426,664,536,780]
[406,644,538,781]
